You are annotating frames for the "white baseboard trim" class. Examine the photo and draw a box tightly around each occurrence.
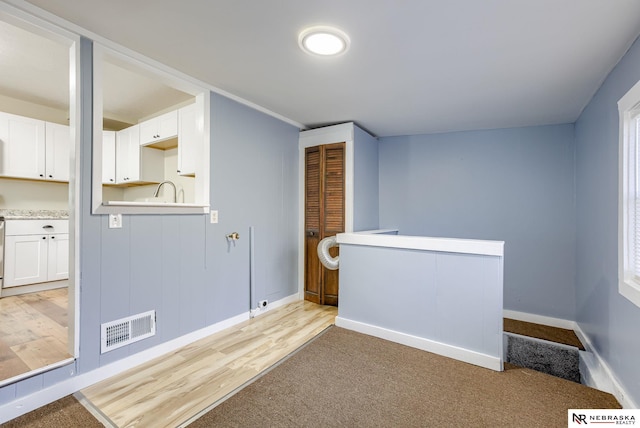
[335,316,502,372]
[250,293,300,318]
[573,324,638,409]
[503,309,576,330]
[1,292,305,423]
[0,310,250,423]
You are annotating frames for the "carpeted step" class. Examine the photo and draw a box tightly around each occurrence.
[505,333,580,383]
[504,318,585,350]
[503,318,584,383]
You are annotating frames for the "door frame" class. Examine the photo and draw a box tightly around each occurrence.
[0,2,82,371]
[298,123,355,300]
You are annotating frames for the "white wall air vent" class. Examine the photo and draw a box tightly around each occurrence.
[101,310,156,353]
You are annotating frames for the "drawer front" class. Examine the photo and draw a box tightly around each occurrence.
[5,219,69,236]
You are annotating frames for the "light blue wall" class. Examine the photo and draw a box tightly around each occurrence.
[210,93,300,309]
[353,126,379,231]
[339,244,503,360]
[378,125,576,319]
[0,38,300,405]
[575,35,640,405]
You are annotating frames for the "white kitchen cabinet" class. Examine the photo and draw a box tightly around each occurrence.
[47,233,69,281]
[116,124,164,184]
[3,220,69,288]
[116,125,136,183]
[139,110,178,147]
[177,103,198,176]
[0,111,70,182]
[0,111,46,180]
[4,234,49,287]
[45,122,70,181]
[102,130,116,184]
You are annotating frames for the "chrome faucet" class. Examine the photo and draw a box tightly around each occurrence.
[153,180,177,203]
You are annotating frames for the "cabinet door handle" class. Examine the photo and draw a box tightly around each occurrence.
[43,225,54,229]
[51,236,55,239]
[42,236,46,240]
[39,174,44,177]
[48,175,53,178]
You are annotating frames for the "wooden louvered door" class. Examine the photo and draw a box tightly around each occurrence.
[304,143,345,306]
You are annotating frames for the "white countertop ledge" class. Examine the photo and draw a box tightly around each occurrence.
[336,232,504,257]
[97,201,209,215]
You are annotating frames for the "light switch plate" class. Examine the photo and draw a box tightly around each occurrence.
[210,210,219,224]
[109,214,122,229]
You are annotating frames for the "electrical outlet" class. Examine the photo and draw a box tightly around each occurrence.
[109,214,122,229]
[210,210,219,224]
[259,300,268,309]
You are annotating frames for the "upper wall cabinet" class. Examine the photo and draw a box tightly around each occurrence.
[177,103,197,176]
[139,110,178,148]
[44,122,70,182]
[0,111,69,182]
[0,111,45,179]
[116,124,164,185]
[102,130,116,184]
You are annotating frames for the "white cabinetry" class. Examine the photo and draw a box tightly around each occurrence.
[177,103,198,176]
[4,235,48,286]
[3,220,69,288]
[139,110,178,147]
[102,130,116,184]
[47,233,69,281]
[0,111,45,179]
[0,111,69,182]
[116,124,164,184]
[45,122,70,181]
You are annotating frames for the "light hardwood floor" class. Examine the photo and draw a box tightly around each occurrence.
[81,300,338,427]
[0,287,71,382]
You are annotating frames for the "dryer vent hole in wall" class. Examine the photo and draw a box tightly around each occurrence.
[101,310,156,353]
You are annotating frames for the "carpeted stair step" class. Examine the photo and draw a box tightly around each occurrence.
[504,318,585,350]
[503,318,584,384]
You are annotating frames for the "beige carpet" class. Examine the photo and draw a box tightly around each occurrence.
[189,326,619,428]
[1,395,101,428]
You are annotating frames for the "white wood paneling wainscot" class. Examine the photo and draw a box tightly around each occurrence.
[335,231,505,371]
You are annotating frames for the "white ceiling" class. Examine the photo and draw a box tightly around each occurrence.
[7,0,640,137]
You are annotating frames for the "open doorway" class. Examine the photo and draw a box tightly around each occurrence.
[0,12,80,384]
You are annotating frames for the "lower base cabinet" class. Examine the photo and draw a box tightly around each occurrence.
[3,220,69,288]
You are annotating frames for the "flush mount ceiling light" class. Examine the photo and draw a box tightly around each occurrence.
[298,26,350,56]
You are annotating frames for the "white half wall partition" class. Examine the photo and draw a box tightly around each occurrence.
[335,231,505,371]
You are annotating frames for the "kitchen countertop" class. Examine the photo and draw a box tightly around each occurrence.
[0,209,69,220]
